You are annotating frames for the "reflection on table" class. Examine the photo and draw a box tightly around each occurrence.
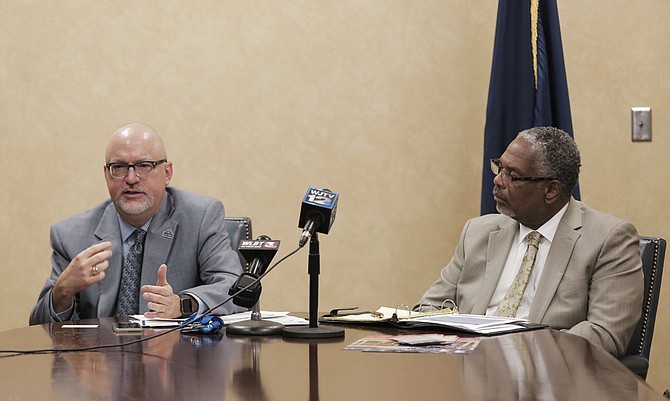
[0,318,664,401]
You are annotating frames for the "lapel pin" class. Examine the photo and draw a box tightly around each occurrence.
[162,229,174,239]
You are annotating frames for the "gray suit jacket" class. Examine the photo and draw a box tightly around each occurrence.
[418,198,643,357]
[30,187,244,324]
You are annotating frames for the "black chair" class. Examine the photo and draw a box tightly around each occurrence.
[224,217,253,268]
[619,236,666,380]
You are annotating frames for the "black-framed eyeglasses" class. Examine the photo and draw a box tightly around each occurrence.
[490,158,556,182]
[105,159,168,179]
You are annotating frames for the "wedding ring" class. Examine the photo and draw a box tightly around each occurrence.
[91,265,99,275]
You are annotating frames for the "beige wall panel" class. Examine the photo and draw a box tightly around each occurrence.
[558,2,670,391]
[1,0,669,394]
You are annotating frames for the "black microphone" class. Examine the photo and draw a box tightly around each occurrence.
[297,187,339,247]
[228,235,281,308]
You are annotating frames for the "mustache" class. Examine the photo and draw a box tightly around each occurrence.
[492,187,505,201]
[122,185,146,192]
[118,185,147,196]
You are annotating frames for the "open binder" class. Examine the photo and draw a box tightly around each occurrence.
[320,303,548,336]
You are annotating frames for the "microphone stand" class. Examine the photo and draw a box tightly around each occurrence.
[282,233,344,339]
[227,252,284,336]
[226,298,284,336]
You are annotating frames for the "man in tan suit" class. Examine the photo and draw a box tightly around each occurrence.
[417,126,643,357]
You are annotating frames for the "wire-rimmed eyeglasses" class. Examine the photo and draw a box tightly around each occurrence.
[490,158,556,182]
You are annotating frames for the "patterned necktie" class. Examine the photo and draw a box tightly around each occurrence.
[494,231,542,317]
[116,229,147,316]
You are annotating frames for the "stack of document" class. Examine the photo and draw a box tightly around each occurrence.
[130,311,308,329]
[321,306,547,335]
[218,311,309,326]
[129,315,184,328]
[404,313,545,335]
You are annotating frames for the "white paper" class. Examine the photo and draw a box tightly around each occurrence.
[129,311,309,328]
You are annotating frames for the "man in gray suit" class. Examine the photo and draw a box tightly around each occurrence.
[417,126,643,357]
[30,122,244,325]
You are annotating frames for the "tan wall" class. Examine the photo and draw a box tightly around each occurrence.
[1,0,669,393]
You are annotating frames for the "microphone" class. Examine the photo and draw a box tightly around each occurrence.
[297,187,339,247]
[228,235,281,308]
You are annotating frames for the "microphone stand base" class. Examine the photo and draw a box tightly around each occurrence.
[281,326,345,339]
[226,319,285,336]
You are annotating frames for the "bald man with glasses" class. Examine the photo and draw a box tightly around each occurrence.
[30,122,244,324]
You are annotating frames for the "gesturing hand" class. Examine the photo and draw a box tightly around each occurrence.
[53,242,113,312]
[141,264,182,318]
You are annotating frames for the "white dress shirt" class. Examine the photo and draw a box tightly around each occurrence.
[486,203,569,319]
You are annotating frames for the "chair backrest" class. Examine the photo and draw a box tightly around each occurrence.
[224,217,253,269]
[625,236,666,359]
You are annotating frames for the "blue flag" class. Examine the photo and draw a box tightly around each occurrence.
[480,0,578,215]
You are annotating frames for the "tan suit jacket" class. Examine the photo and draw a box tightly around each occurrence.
[418,198,643,356]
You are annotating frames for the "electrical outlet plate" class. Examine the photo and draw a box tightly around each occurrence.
[631,107,652,142]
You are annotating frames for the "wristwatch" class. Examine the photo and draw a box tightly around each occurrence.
[180,294,196,317]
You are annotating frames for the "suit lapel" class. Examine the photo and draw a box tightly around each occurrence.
[94,203,124,317]
[529,199,582,321]
[472,220,518,314]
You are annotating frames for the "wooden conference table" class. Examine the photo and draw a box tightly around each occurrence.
[0,317,664,401]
